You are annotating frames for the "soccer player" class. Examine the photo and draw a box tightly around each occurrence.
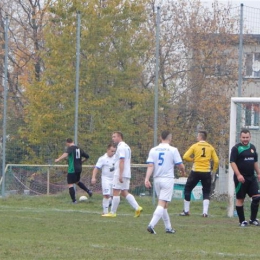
[55,138,92,203]
[145,130,185,234]
[230,128,260,227]
[91,143,117,215]
[180,130,219,217]
[102,131,143,218]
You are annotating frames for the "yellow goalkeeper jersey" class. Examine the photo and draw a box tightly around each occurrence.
[183,141,219,173]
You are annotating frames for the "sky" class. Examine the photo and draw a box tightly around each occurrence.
[201,0,260,9]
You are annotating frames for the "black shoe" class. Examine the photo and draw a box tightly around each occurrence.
[249,219,259,226]
[239,221,248,227]
[202,213,208,218]
[147,225,156,234]
[88,190,93,197]
[165,228,176,234]
[179,210,190,216]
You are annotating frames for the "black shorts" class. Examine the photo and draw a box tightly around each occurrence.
[67,172,81,184]
[184,171,211,194]
[234,175,259,199]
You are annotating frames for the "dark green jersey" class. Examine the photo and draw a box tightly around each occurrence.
[230,143,258,177]
[66,145,89,174]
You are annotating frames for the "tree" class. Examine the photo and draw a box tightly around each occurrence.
[22,0,154,163]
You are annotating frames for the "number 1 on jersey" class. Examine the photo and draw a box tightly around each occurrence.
[158,152,165,165]
[201,147,206,157]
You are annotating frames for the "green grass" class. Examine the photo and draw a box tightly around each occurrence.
[0,193,259,260]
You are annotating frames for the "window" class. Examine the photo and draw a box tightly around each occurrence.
[244,104,260,129]
[244,53,260,78]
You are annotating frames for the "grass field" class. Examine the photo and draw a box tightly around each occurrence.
[0,193,259,260]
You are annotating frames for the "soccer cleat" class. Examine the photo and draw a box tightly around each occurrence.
[179,210,190,216]
[239,220,249,227]
[88,190,93,198]
[165,228,176,234]
[147,225,156,234]
[71,201,77,204]
[202,213,208,218]
[102,212,116,217]
[249,219,259,226]
[134,206,143,217]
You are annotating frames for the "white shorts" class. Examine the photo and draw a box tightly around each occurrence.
[112,175,130,190]
[102,176,113,196]
[154,177,174,202]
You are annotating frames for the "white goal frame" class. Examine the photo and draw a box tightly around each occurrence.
[228,97,260,217]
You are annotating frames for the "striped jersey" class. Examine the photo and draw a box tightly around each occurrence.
[66,145,89,174]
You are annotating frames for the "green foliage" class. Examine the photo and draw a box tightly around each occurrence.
[21,0,154,164]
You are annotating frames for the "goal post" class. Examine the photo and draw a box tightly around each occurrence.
[228,97,260,217]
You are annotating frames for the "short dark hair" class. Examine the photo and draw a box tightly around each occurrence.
[66,138,73,143]
[198,130,207,140]
[161,130,171,140]
[107,143,116,149]
[240,128,250,135]
[113,131,123,139]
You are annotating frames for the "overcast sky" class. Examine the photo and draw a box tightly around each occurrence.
[201,0,260,8]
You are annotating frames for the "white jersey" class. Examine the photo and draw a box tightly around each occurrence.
[114,141,131,178]
[146,143,183,178]
[94,153,116,179]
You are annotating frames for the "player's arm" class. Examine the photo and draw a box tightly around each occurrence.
[91,167,100,185]
[230,162,245,183]
[55,152,68,163]
[176,163,186,177]
[119,158,124,183]
[81,151,90,163]
[183,146,194,162]
[145,163,154,188]
[212,149,219,173]
[230,146,245,183]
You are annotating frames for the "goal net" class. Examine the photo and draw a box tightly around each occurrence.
[1,164,148,197]
[228,97,260,217]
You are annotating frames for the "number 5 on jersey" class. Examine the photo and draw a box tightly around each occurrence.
[158,152,165,165]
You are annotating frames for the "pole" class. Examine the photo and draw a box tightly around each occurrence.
[1,15,9,197]
[153,6,160,204]
[154,6,160,148]
[74,12,81,145]
[236,3,243,141]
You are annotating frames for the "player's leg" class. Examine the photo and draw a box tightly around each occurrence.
[120,178,142,217]
[160,179,175,233]
[76,172,92,197]
[67,173,77,203]
[200,172,211,217]
[102,177,112,215]
[147,178,174,234]
[180,171,199,216]
[248,178,260,226]
[234,175,247,226]
[103,175,121,217]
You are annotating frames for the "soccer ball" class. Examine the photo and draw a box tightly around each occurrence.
[79,195,88,202]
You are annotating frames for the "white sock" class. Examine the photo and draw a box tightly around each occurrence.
[162,209,172,230]
[203,199,210,214]
[111,196,120,214]
[103,198,110,214]
[149,205,164,228]
[184,200,190,212]
[126,194,139,210]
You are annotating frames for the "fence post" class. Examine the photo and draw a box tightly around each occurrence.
[47,167,50,195]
